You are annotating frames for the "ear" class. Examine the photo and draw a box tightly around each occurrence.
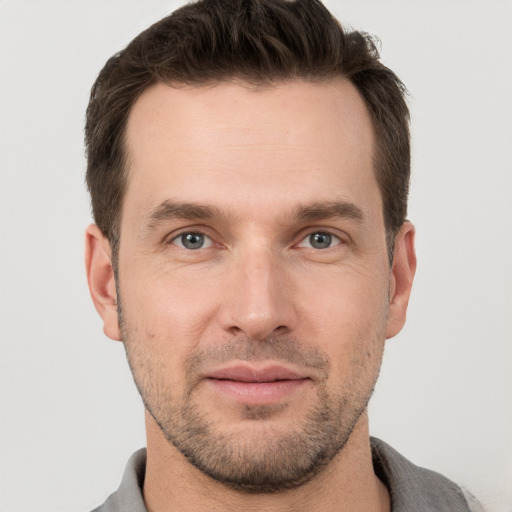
[84,224,122,341]
[386,221,417,339]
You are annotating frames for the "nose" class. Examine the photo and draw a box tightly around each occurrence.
[218,247,298,340]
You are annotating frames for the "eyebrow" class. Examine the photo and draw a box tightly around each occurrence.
[294,201,364,223]
[142,199,365,234]
[144,200,224,232]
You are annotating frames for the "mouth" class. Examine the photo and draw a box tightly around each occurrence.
[204,364,311,405]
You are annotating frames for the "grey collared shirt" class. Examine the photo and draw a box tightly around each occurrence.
[92,437,484,512]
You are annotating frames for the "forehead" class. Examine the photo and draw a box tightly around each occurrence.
[122,79,379,228]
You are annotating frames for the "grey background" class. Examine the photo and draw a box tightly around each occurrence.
[1,1,511,511]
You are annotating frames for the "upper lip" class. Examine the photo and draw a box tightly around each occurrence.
[206,364,307,383]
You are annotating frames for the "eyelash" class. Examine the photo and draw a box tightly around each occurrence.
[168,229,345,251]
[297,231,343,250]
[169,231,216,250]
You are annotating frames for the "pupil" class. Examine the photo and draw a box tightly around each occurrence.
[310,232,331,249]
[182,233,204,249]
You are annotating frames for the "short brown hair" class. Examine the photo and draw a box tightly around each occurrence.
[85,0,410,261]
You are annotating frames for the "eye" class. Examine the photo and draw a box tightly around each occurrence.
[171,232,213,250]
[298,231,342,250]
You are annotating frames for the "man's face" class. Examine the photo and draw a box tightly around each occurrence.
[97,79,413,491]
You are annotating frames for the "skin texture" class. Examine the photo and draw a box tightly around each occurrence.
[86,79,416,511]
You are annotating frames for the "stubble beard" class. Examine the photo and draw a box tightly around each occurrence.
[118,298,384,493]
[155,386,376,493]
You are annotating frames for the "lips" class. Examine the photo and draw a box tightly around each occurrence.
[205,364,310,404]
[208,365,306,383]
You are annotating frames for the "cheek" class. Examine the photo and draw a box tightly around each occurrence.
[299,262,389,326]
[118,258,224,366]
[296,266,389,366]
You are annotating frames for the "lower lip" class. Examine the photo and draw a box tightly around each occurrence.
[206,378,308,404]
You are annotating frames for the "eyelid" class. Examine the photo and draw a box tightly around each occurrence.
[163,226,347,250]
[164,227,218,249]
[295,229,345,249]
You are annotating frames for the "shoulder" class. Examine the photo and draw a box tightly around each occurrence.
[370,437,485,512]
[90,449,147,512]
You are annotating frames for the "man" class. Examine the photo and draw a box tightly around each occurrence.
[84,0,483,510]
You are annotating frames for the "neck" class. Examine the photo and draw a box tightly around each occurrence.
[142,411,390,512]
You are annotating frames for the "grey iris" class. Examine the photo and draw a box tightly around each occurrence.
[181,233,204,249]
[310,232,332,249]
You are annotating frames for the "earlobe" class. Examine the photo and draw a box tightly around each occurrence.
[386,221,417,339]
[84,224,122,341]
